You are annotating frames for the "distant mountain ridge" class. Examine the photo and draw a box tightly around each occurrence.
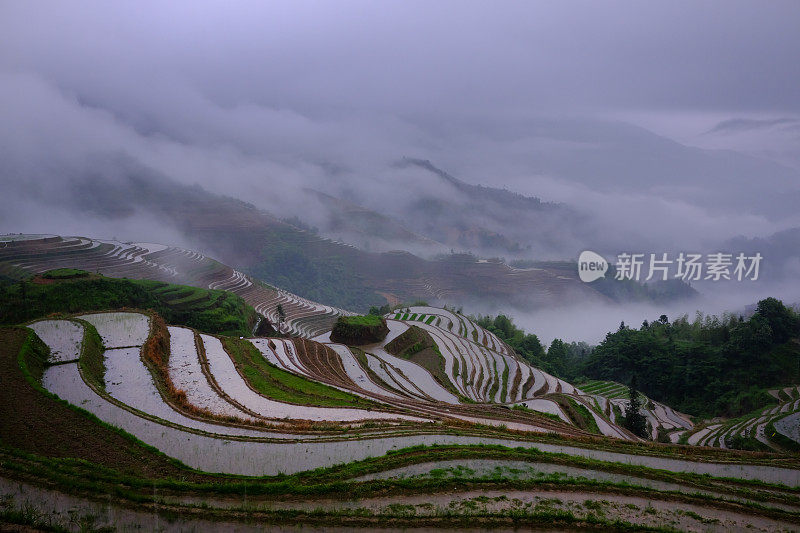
[1,157,691,312]
[358,158,591,258]
[300,188,444,253]
[400,157,559,210]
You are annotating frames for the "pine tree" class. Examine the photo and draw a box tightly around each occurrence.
[623,375,648,438]
[276,304,286,333]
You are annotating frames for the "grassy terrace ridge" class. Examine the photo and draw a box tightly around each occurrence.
[339,314,385,327]
[221,337,382,409]
[550,394,602,435]
[384,325,464,400]
[41,267,92,280]
[350,346,399,393]
[578,379,631,399]
[4,440,800,500]
[73,318,106,390]
[0,326,192,479]
[0,271,258,337]
[767,414,800,453]
[3,442,800,530]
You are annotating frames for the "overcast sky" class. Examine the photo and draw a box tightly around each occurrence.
[1,0,799,243]
[3,1,800,341]
[4,1,799,113]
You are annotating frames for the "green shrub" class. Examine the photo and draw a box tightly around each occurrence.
[330,315,389,345]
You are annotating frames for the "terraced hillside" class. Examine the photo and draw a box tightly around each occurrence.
[0,234,350,337]
[577,379,694,442]
[13,235,800,453]
[0,235,694,441]
[4,237,800,530]
[2,167,619,311]
[11,307,795,460]
[679,385,800,452]
[5,308,800,531]
[25,303,690,448]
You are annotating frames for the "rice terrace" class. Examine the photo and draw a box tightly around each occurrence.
[4,2,800,531]
[0,234,799,532]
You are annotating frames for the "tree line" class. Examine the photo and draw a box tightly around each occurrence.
[476,298,800,418]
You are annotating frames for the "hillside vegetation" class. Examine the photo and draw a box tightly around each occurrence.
[475,299,800,420]
[474,313,589,377]
[330,315,389,345]
[0,270,257,336]
[582,298,800,417]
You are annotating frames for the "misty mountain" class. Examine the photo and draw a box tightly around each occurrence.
[487,117,800,218]
[397,158,585,256]
[319,157,594,259]
[299,118,800,261]
[6,154,695,313]
[298,188,445,254]
[723,227,800,282]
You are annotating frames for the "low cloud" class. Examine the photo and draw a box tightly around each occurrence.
[2,1,800,340]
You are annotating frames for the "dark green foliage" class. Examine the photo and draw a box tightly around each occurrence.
[475,314,547,367]
[0,274,257,336]
[330,315,389,345]
[249,230,384,311]
[546,339,569,377]
[473,314,594,379]
[338,315,384,327]
[622,376,648,439]
[581,298,800,417]
[724,433,772,452]
[41,268,91,280]
[254,317,278,337]
[755,297,796,344]
[474,314,594,379]
[368,303,392,316]
[275,303,286,333]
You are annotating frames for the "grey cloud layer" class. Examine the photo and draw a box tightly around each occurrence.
[3,1,799,116]
[0,0,800,338]
[2,1,800,325]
